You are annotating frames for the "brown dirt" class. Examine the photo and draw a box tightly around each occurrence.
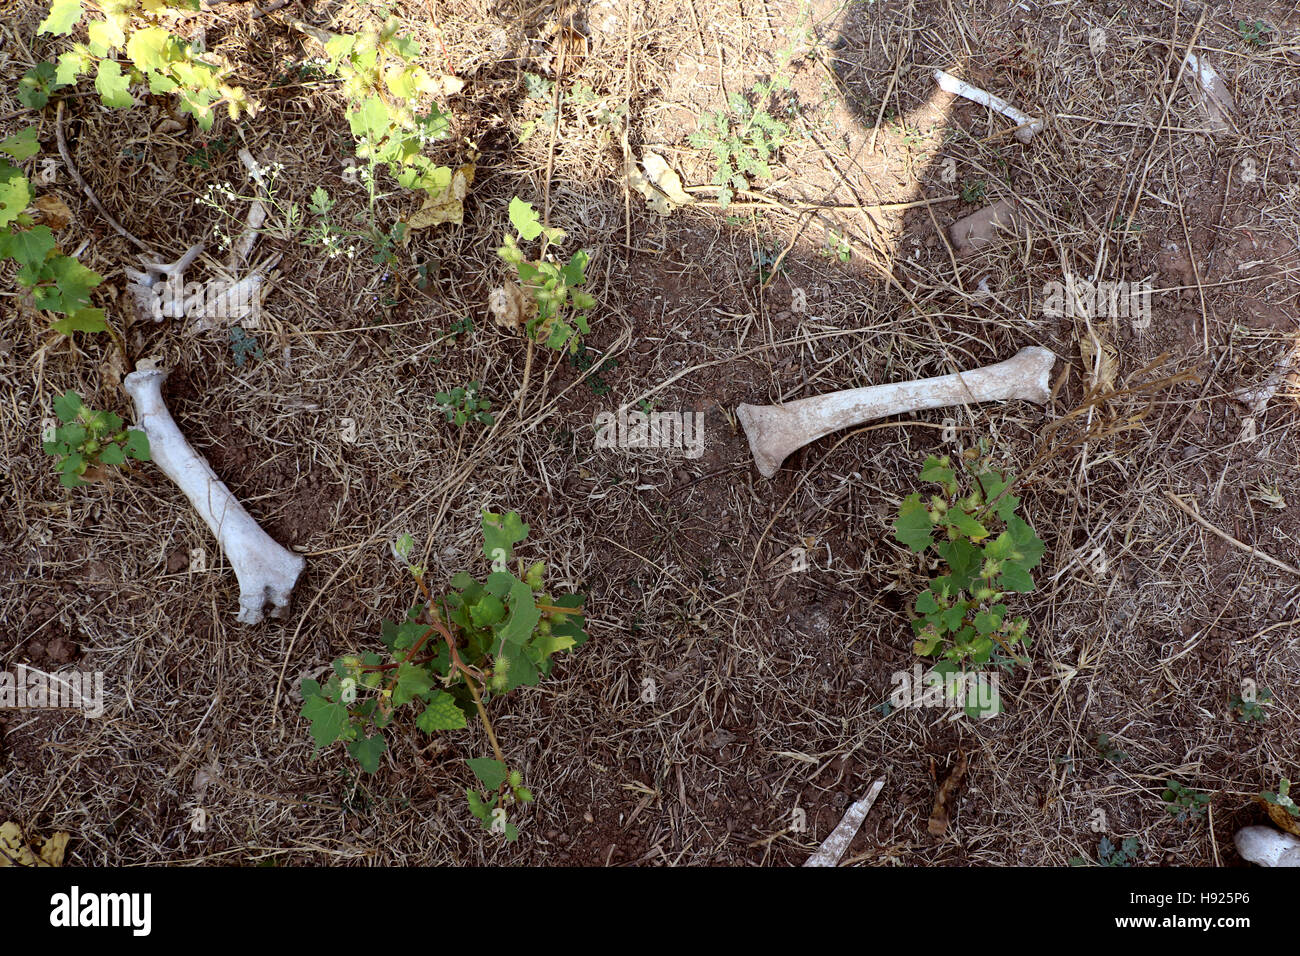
[1,0,1299,866]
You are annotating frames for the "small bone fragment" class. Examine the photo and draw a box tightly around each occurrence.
[1183,53,1237,134]
[230,148,268,269]
[934,69,1043,143]
[1235,826,1300,867]
[1234,340,1300,414]
[804,778,885,867]
[737,347,1055,478]
[124,367,305,624]
[948,199,1026,256]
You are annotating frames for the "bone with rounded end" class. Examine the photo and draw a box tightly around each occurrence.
[123,368,305,624]
[737,346,1056,478]
[1235,826,1300,867]
[934,69,1044,143]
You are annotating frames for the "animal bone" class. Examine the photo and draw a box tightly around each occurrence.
[948,198,1027,256]
[1183,53,1237,134]
[934,69,1044,143]
[804,778,885,867]
[125,242,205,322]
[1235,826,1300,867]
[123,367,305,624]
[737,346,1055,478]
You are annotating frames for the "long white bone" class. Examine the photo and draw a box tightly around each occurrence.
[124,367,305,624]
[934,70,1044,143]
[737,347,1055,478]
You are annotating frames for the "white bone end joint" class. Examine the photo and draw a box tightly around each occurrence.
[124,368,306,624]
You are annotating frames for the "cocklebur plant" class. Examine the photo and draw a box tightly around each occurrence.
[0,128,108,336]
[494,197,595,353]
[321,20,457,201]
[893,452,1045,670]
[43,390,150,487]
[300,511,588,841]
[35,0,254,128]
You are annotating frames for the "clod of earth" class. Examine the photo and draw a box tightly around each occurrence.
[737,346,1056,478]
[933,69,1044,143]
[123,367,305,625]
[1234,825,1300,867]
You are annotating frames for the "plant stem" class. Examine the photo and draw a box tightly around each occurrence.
[411,572,506,767]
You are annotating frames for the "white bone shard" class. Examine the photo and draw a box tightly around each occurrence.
[934,69,1044,143]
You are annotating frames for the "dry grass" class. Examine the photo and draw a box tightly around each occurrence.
[1,0,1299,865]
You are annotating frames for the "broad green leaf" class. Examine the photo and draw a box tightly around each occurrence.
[893,493,934,552]
[38,0,83,35]
[508,196,542,240]
[466,757,508,790]
[0,225,55,274]
[94,60,134,109]
[348,95,390,144]
[416,691,467,732]
[919,455,957,494]
[301,693,349,748]
[936,537,980,592]
[53,390,83,423]
[0,128,40,161]
[468,594,505,627]
[18,63,60,110]
[49,307,107,335]
[87,18,126,56]
[392,661,433,705]
[506,652,539,689]
[37,253,102,312]
[531,632,575,662]
[498,579,541,648]
[98,442,126,465]
[123,429,150,460]
[1005,515,1045,570]
[0,167,31,229]
[56,49,91,86]
[126,26,177,73]
[945,508,989,542]
[482,509,528,564]
[998,565,1035,593]
[347,734,386,773]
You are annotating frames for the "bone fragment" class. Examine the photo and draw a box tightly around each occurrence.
[934,69,1043,143]
[1183,53,1237,134]
[737,346,1055,478]
[948,199,1026,256]
[124,367,305,624]
[804,779,886,867]
[1235,826,1300,867]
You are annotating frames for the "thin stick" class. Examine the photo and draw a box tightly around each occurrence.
[55,101,152,253]
[1165,492,1300,578]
